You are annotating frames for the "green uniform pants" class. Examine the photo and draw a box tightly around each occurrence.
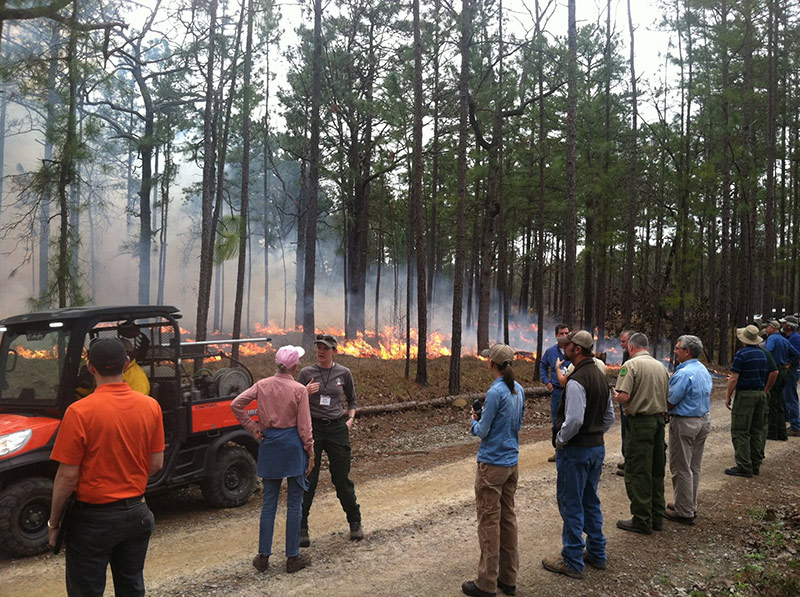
[302,417,361,529]
[623,414,666,532]
[731,389,767,474]
[767,369,788,441]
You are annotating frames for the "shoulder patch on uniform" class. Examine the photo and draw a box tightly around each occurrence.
[619,366,628,377]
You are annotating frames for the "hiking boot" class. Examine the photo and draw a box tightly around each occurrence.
[497,578,516,595]
[665,507,695,525]
[616,518,652,535]
[542,555,584,579]
[349,521,364,541]
[252,554,269,572]
[617,461,625,470]
[724,466,753,478]
[286,553,311,573]
[583,550,606,570]
[461,580,495,596]
[300,527,310,547]
[548,453,557,462]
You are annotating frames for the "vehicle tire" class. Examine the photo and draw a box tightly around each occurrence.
[0,477,53,557]
[200,445,257,508]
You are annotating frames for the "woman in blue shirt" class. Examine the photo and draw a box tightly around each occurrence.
[462,344,525,597]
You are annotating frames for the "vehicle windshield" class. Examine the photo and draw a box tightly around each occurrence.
[0,327,71,405]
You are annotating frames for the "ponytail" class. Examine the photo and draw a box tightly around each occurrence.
[498,361,516,394]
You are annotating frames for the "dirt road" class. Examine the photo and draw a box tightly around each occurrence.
[2,390,799,596]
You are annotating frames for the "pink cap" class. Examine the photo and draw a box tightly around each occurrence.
[275,345,305,369]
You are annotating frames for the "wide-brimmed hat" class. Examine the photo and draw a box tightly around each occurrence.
[567,330,594,350]
[480,343,515,366]
[780,315,799,327]
[314,333,338,349]
[736,325,762,346]
[767,319,781,329]
[275,345,305,368]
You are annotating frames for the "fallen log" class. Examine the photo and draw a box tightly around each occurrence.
[356,386,550,417]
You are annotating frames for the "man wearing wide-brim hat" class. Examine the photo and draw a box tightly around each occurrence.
[724,325,778,477]
[779,315,800,436]
[763,321,799,441]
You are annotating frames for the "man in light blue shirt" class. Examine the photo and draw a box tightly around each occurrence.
[665,335,712,525]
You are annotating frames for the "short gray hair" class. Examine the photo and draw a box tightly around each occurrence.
[628,333,649,350]
[676,335,703,358]
[621,329,635,340]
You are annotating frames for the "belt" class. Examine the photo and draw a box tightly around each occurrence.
[314,416,348,425]
[75,496,145,509]
[627,412,664,418]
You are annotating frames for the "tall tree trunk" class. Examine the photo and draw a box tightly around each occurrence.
[763,0,778,312]
[303,0,322,345]
[448,2,470,393]
[534,0,547,379]
[196,0,219,342]
[232,0,254,358]
[623,0,638,327]
[562,0,577,326]
[412,0,427,383]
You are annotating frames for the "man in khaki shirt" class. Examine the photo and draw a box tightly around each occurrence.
[612,333,670,534]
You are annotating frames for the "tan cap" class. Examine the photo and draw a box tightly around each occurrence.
[568,330,594,350]
[736,324,761,346]
[480,343,515,366]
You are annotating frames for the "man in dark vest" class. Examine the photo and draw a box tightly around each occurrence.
[542,330,615,580]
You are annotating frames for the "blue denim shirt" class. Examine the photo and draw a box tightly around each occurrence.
[540,344,570,388]
[471,378,525,467]
[765,333,799,366]
[667,358,712,417]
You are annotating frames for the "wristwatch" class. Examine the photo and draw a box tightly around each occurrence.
[47,520,59,530]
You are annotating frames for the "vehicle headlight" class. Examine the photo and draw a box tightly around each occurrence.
[0,429,33,457]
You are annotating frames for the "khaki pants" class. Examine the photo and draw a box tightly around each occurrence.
[668,414,711,518]
[474,462,518,593]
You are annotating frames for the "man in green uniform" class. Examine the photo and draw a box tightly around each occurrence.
[612,333,670,535]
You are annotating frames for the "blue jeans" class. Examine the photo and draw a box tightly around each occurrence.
[550,386,564,427]
[260,476,305,557]
[65,500,154,597]
[783,368,800,430]
[556,444,606,573]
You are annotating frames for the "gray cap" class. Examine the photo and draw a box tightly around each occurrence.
[568,330,594,350]
[481,343,514,366]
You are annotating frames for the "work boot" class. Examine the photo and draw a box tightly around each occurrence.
[496,579,516,595]
[548,453,556,462]
[286,553,311,573]
[583,550,606,570]
[724,466,753,478]
[349,521,364,541]
[664,507,695,525]
[461,580,495,596]
[542,555,584,579]
[616,518,652,535]
[300,527,310,547]
[252,554,269,572]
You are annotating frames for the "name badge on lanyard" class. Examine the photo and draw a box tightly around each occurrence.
[320,394,332,406]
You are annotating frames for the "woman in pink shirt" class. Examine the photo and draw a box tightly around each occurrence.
[230,345,316,574]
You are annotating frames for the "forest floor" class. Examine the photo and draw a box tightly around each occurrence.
[2,358,800,597]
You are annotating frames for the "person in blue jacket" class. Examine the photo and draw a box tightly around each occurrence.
[462,344,525,597]
[540,324,571,461]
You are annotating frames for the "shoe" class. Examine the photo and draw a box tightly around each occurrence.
[497,579,516,595]
[665,507,695,525]
[300,527,310,547]
[615,468,625,477]
[548,453,557,462]
[616,518,652,535]
[583,551,606,570]
[617,462,625,470]
[542,555,584,579]
[667,502,697,518]
[788,428,800,437]
[461,580,495,596]
[724,466,753,478]
[252,554,269,572]
[349,521,364,541]
[286,553,311,573]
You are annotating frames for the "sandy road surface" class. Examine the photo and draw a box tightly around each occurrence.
[2,393,799,596]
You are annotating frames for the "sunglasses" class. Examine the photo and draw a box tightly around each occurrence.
[316,334,335,342]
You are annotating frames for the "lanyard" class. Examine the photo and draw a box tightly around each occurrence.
[317,364,334,394]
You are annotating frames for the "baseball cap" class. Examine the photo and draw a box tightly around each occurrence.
[568,330,594,349]
[480,343,515,366]
[88,337,128,374]
[315,334,338,349]
[275,345,305,368]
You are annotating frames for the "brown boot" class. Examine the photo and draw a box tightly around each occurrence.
[286,552,311,573]
[252,554,269,572]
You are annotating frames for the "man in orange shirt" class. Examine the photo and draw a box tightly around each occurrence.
[48,337,165,596]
